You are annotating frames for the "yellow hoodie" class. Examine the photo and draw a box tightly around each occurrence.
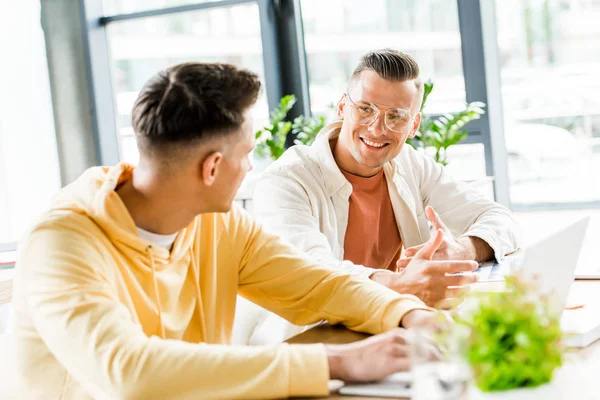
[12,164,429,399]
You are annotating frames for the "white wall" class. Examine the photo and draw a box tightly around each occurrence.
[0,0,61,242]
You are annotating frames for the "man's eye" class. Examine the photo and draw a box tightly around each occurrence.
[388,113,408,121]
[359,106,373,113]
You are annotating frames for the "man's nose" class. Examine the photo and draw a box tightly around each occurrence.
[368,112,387,136]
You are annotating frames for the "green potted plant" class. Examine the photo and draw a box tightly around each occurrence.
[407,81,486,166]
[236,95,325,206]
[255,94,326,161]
[459,275,564,398]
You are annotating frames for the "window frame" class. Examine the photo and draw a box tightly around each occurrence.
[80,0,600,210]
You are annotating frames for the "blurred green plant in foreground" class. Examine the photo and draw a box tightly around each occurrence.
[458,275,564,392]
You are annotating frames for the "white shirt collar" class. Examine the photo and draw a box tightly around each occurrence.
[136,227,178,250]
[312,121,404,197]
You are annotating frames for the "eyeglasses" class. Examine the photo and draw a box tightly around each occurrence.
[344,93,415,133]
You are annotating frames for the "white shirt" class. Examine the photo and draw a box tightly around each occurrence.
[255,122,521,266]
[233,121,521,345]
[136,227,178,251]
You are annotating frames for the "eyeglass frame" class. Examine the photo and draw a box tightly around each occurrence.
[342,92,419,133]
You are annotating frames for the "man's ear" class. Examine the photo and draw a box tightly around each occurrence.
[201,151,223,186]
[336,94,346,120]
[408,113,422,139]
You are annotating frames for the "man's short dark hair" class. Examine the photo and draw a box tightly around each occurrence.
[350,49,423,107]
[132,62,261,153]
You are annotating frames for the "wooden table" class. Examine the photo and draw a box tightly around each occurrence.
[288,280,600,399]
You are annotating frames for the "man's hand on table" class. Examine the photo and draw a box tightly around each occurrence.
[325,309,448,382]
[325,328,410,382]
[371,228,478,308]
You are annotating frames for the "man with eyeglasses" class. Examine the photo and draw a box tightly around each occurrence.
[235,49,520,345]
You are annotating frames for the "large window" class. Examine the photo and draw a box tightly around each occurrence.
[0,0,61,243]
[84,0,600,211]
[301,0,466,118]
[102,0,227,15]
[299,0,487,181]
[496,0,600,207]
[105,2,268,163]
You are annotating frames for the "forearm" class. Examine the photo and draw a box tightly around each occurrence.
[243,264,428,335]
[112,339,330,399]
[36,304,330,400]
[238,216,429,334]
[370,270,423,300]
[459,236,494,263]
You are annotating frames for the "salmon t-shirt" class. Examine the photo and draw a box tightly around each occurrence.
[341,169,402,271]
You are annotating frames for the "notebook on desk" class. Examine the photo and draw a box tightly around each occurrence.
[338,372,412,398]
[0,246,17,305]
[0,250,16,270]
[0,242,16,269]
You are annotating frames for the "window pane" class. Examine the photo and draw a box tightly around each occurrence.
[300,0,466,118]
[102,0,226,16]
[445,144,494,200]
[445,143,487,181]
[106,3,267,164]
[496,0,600,206]
[0,0,61,243]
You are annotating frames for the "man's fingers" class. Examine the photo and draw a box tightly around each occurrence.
[436,288,471,310]
[387,328,408,344]
[426,260,479,275]
[403,245,422,257]
[436,297,463,310]
[442,272,478,288]
[388,360,411,374]
[396,257,412,271]
[388,356,411,372]
[414,229,444,261]
[445,286,471,298]
[426,206,449,233]
[390,344,410,358]
[383,330,411,372]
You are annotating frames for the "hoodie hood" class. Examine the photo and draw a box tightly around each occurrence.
[50,163,197,269]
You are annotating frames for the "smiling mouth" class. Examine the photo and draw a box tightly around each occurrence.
[360,137,389,149]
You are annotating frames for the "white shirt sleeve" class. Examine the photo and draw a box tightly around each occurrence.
[416,151,522,261]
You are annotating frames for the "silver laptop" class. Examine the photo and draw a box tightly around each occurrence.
[472,216,589,308]
[474,217,598,348]
[508,216,589,311]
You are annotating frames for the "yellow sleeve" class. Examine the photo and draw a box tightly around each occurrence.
[20,217,329,400]
[230,206,431,334]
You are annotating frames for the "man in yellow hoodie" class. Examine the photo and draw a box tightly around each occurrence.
[12,62,453,399]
